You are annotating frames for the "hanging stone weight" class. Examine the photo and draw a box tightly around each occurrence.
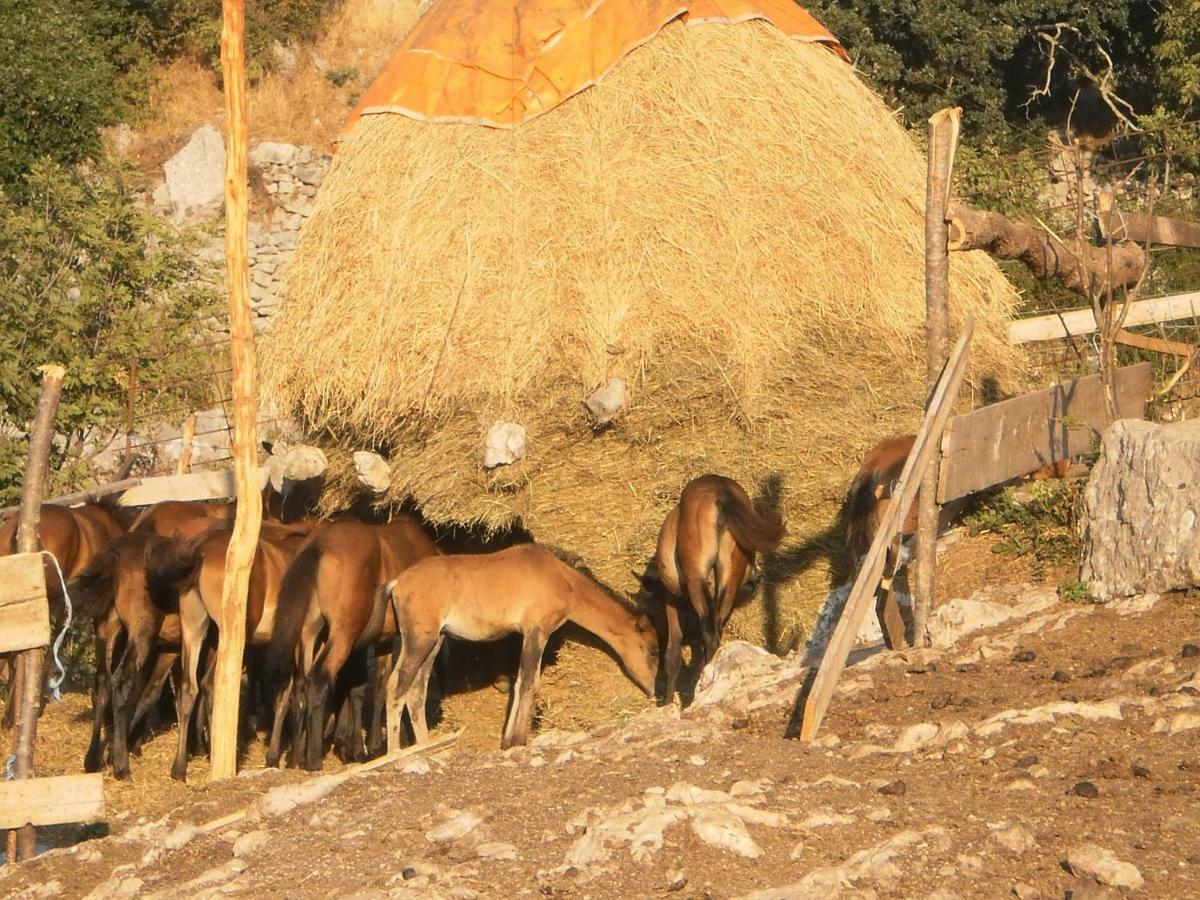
[483,422,527,469]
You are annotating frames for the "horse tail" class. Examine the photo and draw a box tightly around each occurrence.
[262,542,323,688]
[144,532,208,611]
[73,546,119,622]
[718,490,785,555]
[844,467,883,560]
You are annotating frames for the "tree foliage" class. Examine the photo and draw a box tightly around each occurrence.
[0,160,217,504]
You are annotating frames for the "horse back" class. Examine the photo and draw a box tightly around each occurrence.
[845,434,916,557]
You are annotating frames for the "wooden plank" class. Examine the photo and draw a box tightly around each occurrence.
[1100,210,1200,250]
[0,554,50,654]
[799,318,973,741]
[0,774,104,829]
[1114,330,1193,357]
[937,363,1152,504]
[1008,291,1200,344]
[115,467,269,507]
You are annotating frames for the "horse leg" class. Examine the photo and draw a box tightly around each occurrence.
[304,631,354,772]
[171,596,210,782]
[84,631,114,773]
[685,573,717,667]
[876,538,907,650]
[110,628,155,781]
[129,649,178,746]
[331,651,368,763]
[661,599,683,707]
[367,640,396,757]
[404,635,444,746]
[265,676,292,768]
[501,629,547,750]
[385,634,438,754]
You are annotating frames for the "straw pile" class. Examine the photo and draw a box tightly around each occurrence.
[264,18,1022,650]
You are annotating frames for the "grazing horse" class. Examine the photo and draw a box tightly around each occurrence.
[652,475,785,704]
[263,516,439,771]
[0,501,125,727]
[148,523,311,781]
[384,544,660,751]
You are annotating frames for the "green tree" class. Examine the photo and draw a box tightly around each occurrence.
[0,159,217,504]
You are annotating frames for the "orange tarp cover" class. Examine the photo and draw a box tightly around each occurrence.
[342,0,847,133]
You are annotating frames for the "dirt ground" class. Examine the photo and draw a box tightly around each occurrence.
[4,530,1197,898]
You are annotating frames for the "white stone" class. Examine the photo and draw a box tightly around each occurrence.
[798,812,856,830]
[689,809,761,858]
[251,141,300,167]
[232,830,270,858]
[425,811,483,844]
[1066,844,1144,891]
[928,596,1014,648]
[1110,593,1161,616]
[483,421,526,469]
[583,377,626,424]
[354,450,392,493]
[1168,712,1200,735]
[990,821,1036,854]
[163,125,226,222]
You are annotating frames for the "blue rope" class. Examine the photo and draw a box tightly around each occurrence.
[4,755,14,780]
[40,551,72,701]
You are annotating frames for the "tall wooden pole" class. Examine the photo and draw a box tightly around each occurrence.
[210,0,261,782]
[6,364,65,862]
[913,107,961,647]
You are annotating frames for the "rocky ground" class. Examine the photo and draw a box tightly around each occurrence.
[4,574,1199,899]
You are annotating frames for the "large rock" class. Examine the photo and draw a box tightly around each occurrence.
[1082,420,1200,600]
[163,125,226,222]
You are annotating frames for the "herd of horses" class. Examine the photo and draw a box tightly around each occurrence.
[0,437,925,782]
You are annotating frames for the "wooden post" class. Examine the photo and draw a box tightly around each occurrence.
[914,107,960,648]
[209,0,262,782]
[798,321,973,741]
[176,414,197,475]
[6,364,65,862]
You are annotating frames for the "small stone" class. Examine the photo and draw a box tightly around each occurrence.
[1070,781,1100,799]
[1011,882,1042,899]
[1012,650,1037,663]
[1182,644,1200,658]
[688,756,706,767]
[1066,844,1144,890]
[990,821,1036,854]
[1014,754,1039,769]
[666,870,687,892]
[878,779,907,797]
[1131,765,1150,779]
[232,830,270,858]
[1052,670,1072,683]
[402,867,417,880]
[931,694,953,710]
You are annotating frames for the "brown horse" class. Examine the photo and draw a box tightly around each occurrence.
[149,522,312,781]
[384,544,659,751]
[0,501,125,727]
[130,500,236,537]
[263,516,439,771]
[652,475,785,704]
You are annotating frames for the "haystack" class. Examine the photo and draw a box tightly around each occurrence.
[264,0,1022,655]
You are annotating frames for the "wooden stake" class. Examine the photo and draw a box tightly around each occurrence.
[210,0,261,782]
[798,321,973,741]
[914,108,960,648]
[176,414,196,475]
[6,364,65,862]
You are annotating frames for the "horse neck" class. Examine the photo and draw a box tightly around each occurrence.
[563,568,640,654]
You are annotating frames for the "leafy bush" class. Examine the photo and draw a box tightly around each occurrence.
[0,159,218,505]
[965,478,1086,579]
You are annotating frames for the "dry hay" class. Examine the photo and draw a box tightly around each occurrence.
[264,19,1025,650]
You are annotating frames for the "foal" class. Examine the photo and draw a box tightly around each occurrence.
[653,475,785,703]
[384,544,659,752]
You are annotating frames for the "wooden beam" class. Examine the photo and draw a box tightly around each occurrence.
[0,478,143,519]
[798,318,973,741]
[114,467,269,507]
[1099,210,1200,250]
[211,0,262,783]
[915,106,960,649]
[0,774,104,830]
[1113,330,1193,357]
[7,364,65,862]
[1008,291,1200,344]
[937,362,1152,504]
[0,554,50,654]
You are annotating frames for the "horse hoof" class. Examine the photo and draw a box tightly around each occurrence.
[114,767,133,782]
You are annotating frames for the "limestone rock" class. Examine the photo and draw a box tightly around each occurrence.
[1083,420,1200,600]
[483,422,527,469]
[164,125,226,222]
[354,451,392,493]
[250,142,300,167]
[989,821,1035,854]
[583,377,626,424]
[928,596,1014,648]
[1066,844,1144,891]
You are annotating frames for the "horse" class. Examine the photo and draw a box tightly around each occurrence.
[384,543,660,752]
[0,501,125,727]
[262,516,439,771]
[652,475,785,705]
[147,522,312,781]
[843,434,1072,648]
[129,500,236,537]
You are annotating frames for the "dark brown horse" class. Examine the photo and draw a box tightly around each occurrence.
[384,544,659,751]
[150,523,310,781]
[652,475,785,704]
[0,502,125,727]
[263,516,439,771]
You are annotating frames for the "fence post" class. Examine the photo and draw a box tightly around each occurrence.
[914,107,961,647]
[5,364,66,862]
[209,0,261,782]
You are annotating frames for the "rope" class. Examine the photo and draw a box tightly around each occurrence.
[40,550,72,701]
[4,755,14,780]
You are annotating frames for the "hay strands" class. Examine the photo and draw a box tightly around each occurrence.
[797,316,974,742]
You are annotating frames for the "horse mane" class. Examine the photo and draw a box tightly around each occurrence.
[539,543,643,615]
